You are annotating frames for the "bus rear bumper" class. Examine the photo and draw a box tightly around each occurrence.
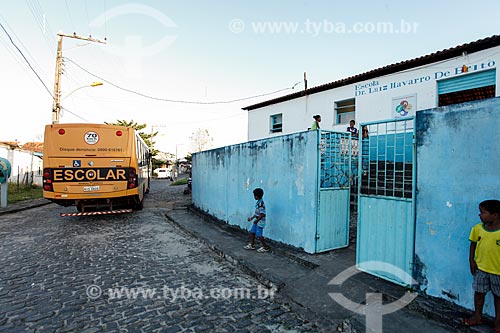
[60,209,133,217]
[44,194,142,212]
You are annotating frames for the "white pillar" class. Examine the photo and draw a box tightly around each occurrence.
[0,183,7,208]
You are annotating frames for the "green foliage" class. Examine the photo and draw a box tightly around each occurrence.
[105,119,159,156]
[170,177,188,186]
[7,183,42,204]
[151,159,163,170]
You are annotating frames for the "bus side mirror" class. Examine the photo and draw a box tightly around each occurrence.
[0,158,12,184]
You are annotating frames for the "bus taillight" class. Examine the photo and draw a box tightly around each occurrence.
[43,168,53,191]
[127,168,138,189]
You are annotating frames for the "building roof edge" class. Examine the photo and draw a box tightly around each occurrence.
[242,35,500,111]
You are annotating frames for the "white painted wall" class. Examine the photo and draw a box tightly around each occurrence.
[248,46,500,141]
[0,145,43,186]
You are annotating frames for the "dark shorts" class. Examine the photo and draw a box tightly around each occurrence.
[250,224,264,237]
[473,269,500,296]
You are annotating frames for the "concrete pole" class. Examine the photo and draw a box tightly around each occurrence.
[51,33,106,124]
[0,183,7,208]
[51,34,63,124]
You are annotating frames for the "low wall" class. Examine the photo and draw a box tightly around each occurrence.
[0,146,43,187]
[415,97,500,315]
[192,130,319,253]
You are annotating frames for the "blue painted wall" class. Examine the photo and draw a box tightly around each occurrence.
[415,97,500,315]
[192,130,320,253]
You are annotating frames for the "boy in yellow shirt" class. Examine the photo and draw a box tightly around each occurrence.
[465,199,500,331]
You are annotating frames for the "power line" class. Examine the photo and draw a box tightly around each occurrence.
[0,13,52,81]
[64,0,76,33]
[103,0,107,39]
[0,31,27,69]
[61,106,90,122]
[0,21,53,97]
[83,0,92,36]
[25,0,57,50]
[64,57,302,105]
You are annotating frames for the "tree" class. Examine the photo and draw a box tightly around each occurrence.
[189,128,213,153]
[105,119,159,156]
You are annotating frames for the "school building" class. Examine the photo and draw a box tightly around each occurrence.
[192,35,500,317]
[243,35,499,140]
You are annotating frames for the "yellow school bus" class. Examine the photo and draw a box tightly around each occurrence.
[43,123,151,214]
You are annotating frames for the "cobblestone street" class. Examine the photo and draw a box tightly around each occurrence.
[0,180,322,332]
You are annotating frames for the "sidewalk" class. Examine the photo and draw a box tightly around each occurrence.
[166,205,483,333]
[2,195,486,332]
[0,198,51,216]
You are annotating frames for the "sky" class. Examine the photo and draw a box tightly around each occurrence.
[1,0,499,158]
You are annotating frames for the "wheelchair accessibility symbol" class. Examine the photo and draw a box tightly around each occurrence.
[73,160,81,168]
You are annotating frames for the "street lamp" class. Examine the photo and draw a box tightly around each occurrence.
[52,82,104,124]
[62,82,103,101]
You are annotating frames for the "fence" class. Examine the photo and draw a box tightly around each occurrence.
[0,145,43,187]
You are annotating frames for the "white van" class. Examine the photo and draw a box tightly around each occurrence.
[154,168,172,180]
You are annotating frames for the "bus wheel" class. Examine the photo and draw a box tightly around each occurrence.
[77,202,83,212]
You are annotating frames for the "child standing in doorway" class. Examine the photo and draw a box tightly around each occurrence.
[347,119,358,137]
[464,199,500,331]
[244,188,270,253]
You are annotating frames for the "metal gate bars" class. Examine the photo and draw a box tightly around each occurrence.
[315,131,354,252]
[356,117,416,286]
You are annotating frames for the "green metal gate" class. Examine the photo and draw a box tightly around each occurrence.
[356,118,416,286]
[316,130,353,252]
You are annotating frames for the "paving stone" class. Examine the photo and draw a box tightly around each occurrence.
[104,321,119,331]
[101,313,123,323]
[160,324,182,333]
[0,302,26,314]
[80,328,102,333]
[118,316,139,326]
[65,321,85,331]
[0,184,325,332]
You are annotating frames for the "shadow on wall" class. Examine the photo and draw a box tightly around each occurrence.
[192,130,320,254]
[415,97,500,315]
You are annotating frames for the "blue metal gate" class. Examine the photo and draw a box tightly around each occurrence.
[316,131,353,252]
[356,118,416,286]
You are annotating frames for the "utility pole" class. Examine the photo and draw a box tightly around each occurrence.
[52,32,106,124]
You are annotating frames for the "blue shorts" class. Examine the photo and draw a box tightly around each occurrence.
[250,224,264,237]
